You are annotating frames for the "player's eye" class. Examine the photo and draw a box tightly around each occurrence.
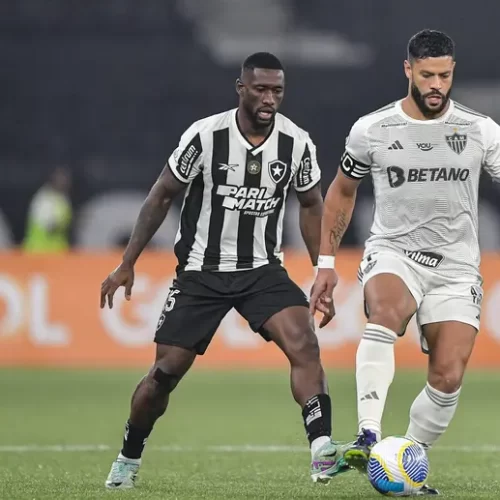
[273,88,283,95]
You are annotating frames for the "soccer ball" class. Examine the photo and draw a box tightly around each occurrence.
[367,436,429,496]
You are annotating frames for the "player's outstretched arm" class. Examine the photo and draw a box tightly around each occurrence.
[309,171,361,325]
[296,184,323,267]
[100,167,186,309]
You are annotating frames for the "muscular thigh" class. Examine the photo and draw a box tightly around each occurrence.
[417,280,482,353]
[360,252,420,334]
[234,264,309,341]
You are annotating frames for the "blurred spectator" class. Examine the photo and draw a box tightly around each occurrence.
[22,167,72,253]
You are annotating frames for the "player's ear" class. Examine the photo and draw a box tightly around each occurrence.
[236,78,244,96]
[403,59,412,80]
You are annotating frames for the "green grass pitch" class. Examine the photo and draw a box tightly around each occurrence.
[1,368,500,499]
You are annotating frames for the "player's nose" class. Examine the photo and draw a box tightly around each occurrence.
[262,91,275,107]
[431,76,443,89]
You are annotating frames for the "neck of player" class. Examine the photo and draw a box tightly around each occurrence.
[237,108,273,147]
[401,95,450,121]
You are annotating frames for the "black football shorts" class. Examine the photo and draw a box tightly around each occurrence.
[154,264,309,354]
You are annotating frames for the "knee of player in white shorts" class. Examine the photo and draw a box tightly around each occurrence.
[367,304,408,334]
[428,372,464,394]
[428,364,465,394]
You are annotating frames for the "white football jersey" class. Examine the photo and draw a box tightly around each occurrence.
[340,99,500,279]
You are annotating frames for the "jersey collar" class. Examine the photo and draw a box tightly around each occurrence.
[396,99,455,124]
[232,108,276,155]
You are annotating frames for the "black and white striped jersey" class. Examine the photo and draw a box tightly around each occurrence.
[167,108,321,272]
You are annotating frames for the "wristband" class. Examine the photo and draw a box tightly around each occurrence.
[317,255,335,269]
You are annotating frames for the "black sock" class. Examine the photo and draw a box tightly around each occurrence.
[301,394,332,445]
[120,420,152,459]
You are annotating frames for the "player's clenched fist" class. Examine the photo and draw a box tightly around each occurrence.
[100,262,135,309]
[309,268,338,328]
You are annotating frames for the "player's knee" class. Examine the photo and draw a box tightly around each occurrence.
[151,367,181,394]
[368,302,407,334]
[428,362,464,393]
[283,327,320,366]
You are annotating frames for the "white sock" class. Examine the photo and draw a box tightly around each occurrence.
[356,323,397,442]
[310,436,331,458]
[118,452,141,464]
[406,383,461,450]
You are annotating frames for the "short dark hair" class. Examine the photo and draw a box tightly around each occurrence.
[242,52,284,72]
[407,29,455,61]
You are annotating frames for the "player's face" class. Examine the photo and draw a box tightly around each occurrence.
[237,69,284,129]
[405,56,455,118]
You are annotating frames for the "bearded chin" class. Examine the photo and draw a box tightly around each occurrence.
[411,83,450,118]
[240,102,268,131]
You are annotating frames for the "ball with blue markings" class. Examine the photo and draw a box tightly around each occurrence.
[367,436,429,496]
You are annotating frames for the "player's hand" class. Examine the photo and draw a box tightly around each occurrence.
[309,268,338,328]
[100,262,135,309]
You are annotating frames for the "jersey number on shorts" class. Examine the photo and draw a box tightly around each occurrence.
[164,288,181,312]
[156,289,181,331]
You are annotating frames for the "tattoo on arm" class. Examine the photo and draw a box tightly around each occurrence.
[329,209,348,254]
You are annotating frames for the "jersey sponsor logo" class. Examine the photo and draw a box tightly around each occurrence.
[297,147,313,187]
[217,185,280,217]
[445,132,467,154]
[387,166,406,187]
[268,160,288,184]
[177,143,202,178]
[404,250,444,268]
[416,143,435,151]
[387,166,470,187]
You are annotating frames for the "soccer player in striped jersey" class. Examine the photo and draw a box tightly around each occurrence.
[310,30,500,495]
[101,52,349,489]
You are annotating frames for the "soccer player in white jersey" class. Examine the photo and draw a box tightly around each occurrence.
[310,30,500,495]
[100,52,350,489]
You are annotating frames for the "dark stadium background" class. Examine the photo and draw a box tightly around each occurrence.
[1,0,499,249]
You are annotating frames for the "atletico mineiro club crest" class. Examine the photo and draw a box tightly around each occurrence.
[445,130,467,155]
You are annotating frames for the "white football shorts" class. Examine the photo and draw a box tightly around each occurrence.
[357,249,483,353]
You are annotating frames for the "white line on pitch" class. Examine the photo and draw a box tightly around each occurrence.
[0,444,499,453]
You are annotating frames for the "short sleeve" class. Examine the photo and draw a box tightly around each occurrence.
[481,118,500,182]
[167,123,204,184]
[339,119,372,180]
[293,135,321,192]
